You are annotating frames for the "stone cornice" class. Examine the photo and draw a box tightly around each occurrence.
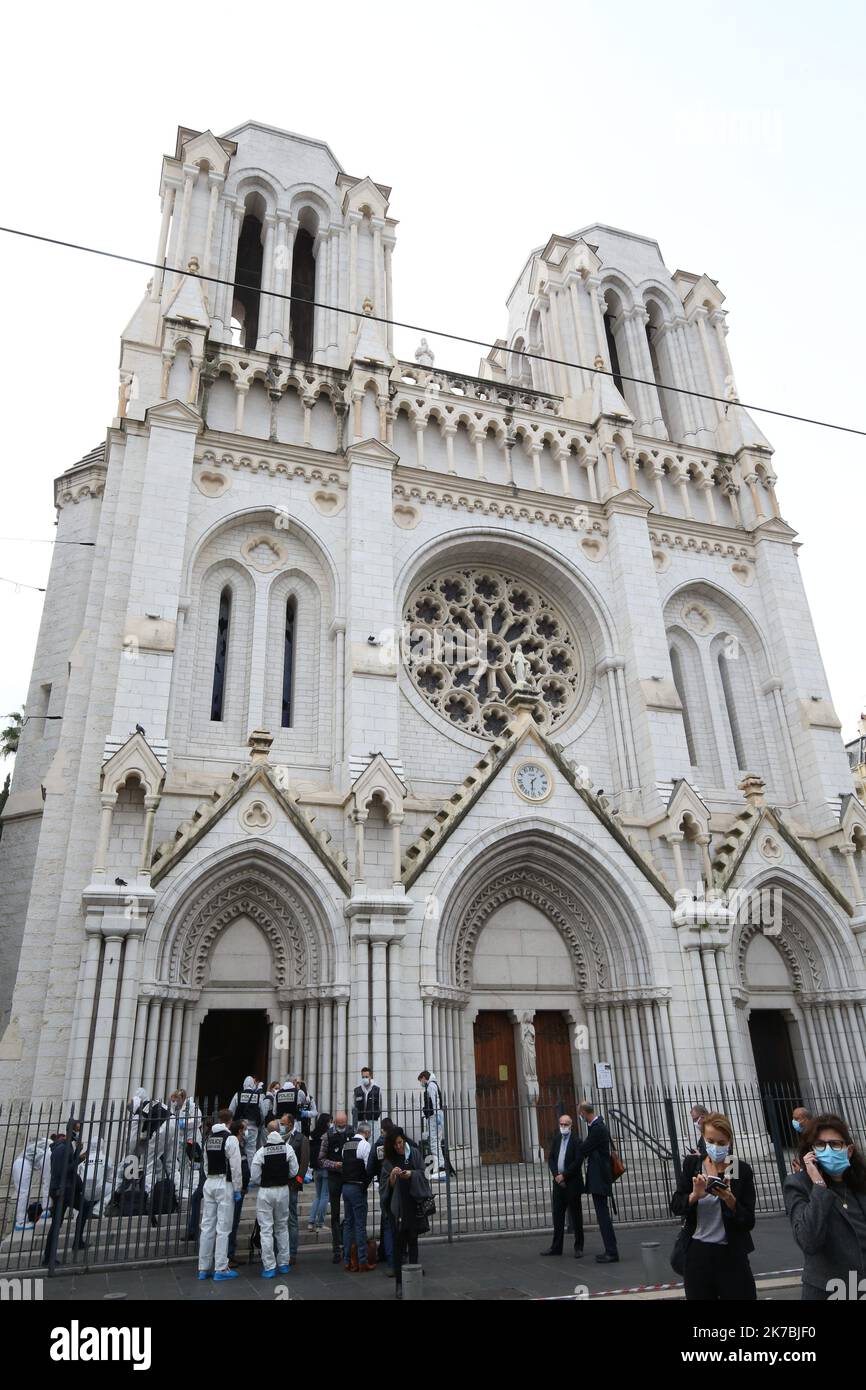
[393,472,609,535]
[197,441,347,489]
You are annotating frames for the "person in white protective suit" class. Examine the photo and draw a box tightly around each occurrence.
[12,1137,52,1228]
[169,1090,202,1199]
[122,1087,169,1196]
[228,1076,267,1167]
[250,1123,299,1278]
[197,1108,243,1281]
[78,1136,116,1216]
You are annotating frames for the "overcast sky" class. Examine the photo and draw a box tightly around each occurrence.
[1,0,863,750]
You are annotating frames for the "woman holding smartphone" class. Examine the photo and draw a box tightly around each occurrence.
[670,1111,757,1300]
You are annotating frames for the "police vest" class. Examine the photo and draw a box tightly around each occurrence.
[353,1084,381,1119]
[341,1138,367,1184]
[235,1088,262,1122]
[260,1146,290,1187]
[205,1131,230,1176]
[368,1137,386,1179]
[273,1087,299,1118]
[326,1128,351,1164]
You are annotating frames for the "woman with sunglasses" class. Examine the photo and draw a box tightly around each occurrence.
[784,1112,866,1300]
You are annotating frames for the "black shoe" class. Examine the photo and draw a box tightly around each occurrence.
[395,1284,403,1299]
[332,1253,342,1264]
[540,1248,562,1256]
[595,1253,619,1263]
[573,1248,584,1258]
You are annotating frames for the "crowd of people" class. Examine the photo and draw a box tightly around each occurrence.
[10,1066,444,1299]
[9,1076,865,1301]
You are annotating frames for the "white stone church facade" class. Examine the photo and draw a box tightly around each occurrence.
[1,121,865,1124]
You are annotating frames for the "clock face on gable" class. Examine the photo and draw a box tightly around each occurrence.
[513,760,552,803]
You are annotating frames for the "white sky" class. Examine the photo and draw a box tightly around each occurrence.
[1,0,863,748]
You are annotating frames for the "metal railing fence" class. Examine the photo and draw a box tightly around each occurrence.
[1,1077,862,1275]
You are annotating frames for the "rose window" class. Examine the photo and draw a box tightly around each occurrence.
[403,567,582,738]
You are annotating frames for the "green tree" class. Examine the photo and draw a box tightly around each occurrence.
[1,707,24,760]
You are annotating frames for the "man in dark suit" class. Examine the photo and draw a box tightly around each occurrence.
[541,1114,584,1257]
[577,1101,619,1263]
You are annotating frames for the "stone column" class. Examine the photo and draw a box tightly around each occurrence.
[178,1005,195,1092]
[93,793,117,881]
[129,1000,149,1095]
[291,1004,304,1078]
[141,1001,161,1097]
[153,1001,174,1099]
[370,939,388,1088]
[109,928,146,1098]
[304,1000,319,1095]
[202,173,224,285]
[167,1002,184,1092]
[335,993,349,1112]
[150,185,177,302]
[67,930,103,1099]
[87,931,125,1098]
[172,163,198,279]
[319,1000,333,1110]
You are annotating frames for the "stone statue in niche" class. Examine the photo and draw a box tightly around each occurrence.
[521,1017,537,1081]
[512,645,534,688]
[415,337,435,367]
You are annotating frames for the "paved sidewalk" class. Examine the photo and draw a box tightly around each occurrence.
[39,1214,803,1302]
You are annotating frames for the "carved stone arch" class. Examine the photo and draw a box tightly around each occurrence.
[735,918,809,994]
[452,867,607,993]
[166,863,322,989]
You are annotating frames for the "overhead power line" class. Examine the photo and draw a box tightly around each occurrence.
[1,223,864,438]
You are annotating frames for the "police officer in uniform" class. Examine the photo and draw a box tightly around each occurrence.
[367,1116,397,1273]
[270,1078,306,1134]
[229,1077,266,1168]
[251,1124,299,1278]
[352,1067,382,1133]
[319,1110,352,1264]
[341,1122,373,1271]
[197,1109,243,1282]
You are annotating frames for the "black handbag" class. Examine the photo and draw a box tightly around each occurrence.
[670,1220,691,1275]
[418,1193,436,1217]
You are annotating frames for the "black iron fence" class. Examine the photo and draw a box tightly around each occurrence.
[1,1078,863,1275]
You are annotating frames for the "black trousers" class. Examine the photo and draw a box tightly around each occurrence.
[391,1215,419,1291]
[592,1193,618,1257]
[683,1239,757,1301]
[328,1175,343,1254]
[551,1181,583,1252]
[42,1184,90,1266]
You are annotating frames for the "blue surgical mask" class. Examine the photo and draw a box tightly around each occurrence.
[705,1141,730,1163]
[792,1120,802,1133]
[815,1146,851,1176]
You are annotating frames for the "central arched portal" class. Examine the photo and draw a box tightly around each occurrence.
[430,827,670,1163]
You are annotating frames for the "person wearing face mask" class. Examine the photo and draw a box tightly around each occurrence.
[687,1104,709,1158]
[319,1110,352,1264]
[228,1077,267,1168]
[353,1067,382,1133]
[789,1107,812,1174]
[197,1109,243,1282]
[540,1114,584,1258]
[670,1110,757,1300]
[250,1121,299,1278]
[784,1112,866,1300]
